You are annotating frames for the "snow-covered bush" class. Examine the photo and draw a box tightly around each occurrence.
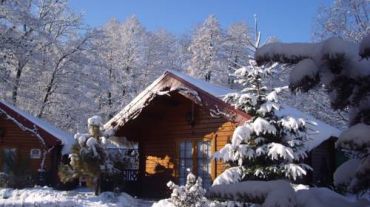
[255,35,370,194]
[154,170,249,207]
[58,115,129,195]
[165,170,208,207]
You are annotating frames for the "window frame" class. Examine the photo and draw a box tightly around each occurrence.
[30,148,42,159]
[176,136,216,186]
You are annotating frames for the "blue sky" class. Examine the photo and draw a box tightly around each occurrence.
[69,0,332,42]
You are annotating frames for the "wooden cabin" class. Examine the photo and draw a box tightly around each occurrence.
[0,101,73,187]
[104,71,340,198]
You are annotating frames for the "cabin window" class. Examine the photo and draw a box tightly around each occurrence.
[2,148,16,173]
[178,140,212,188]
[179,140,193,185]
[30,148,41,159]
[197,141,212,188]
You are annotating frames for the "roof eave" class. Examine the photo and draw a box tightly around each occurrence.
[104,71,251,132]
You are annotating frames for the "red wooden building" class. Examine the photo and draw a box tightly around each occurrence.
[0,101,73,186]
[104,71,340,198]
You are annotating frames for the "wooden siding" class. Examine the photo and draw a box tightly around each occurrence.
[309,138,336,186]
[0,115,60,183]
[115,93,236,198]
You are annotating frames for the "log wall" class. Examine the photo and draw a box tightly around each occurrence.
[116,93,236,198]
[0,115,59,184]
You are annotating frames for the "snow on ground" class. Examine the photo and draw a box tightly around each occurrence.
[0,187,153,207]
[152,199,174,207]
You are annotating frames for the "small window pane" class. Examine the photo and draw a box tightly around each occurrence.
[185,147,192,158]
[180,143,185,158]
[30,148,41,159]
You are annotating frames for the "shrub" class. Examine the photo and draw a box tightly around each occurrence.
[166,170,208,207]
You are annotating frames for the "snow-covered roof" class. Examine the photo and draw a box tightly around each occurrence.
[106,70,340,151]
[169,70,233,97]
[104,71,250,130]
[277,106,340,151]
[0,100,74,154]
[171,71,340,151]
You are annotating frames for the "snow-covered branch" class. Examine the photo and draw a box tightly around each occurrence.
[255,36,370,193]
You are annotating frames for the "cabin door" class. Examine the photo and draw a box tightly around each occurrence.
[178,140,212,188]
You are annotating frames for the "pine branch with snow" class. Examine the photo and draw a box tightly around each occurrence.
[255,35,370,194]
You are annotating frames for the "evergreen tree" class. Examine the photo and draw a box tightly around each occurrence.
[255,35,370,194]
[58,115,126,195]
[214,22,311,184]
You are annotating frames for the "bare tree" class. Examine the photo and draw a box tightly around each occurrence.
[313,0,369,42]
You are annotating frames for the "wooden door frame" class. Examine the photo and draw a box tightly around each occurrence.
[174,134,216,184]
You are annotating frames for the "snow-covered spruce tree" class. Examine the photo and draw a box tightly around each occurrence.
[213,23,311,186]
[255,34,370,194]
[58,115,125,195]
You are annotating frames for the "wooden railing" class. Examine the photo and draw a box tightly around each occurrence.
[122,169,139,182]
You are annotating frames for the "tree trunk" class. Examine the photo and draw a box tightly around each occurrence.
[37,73,55,118]
[94,174,102,196]
[108,64,113,118]
[11,62,26,104]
